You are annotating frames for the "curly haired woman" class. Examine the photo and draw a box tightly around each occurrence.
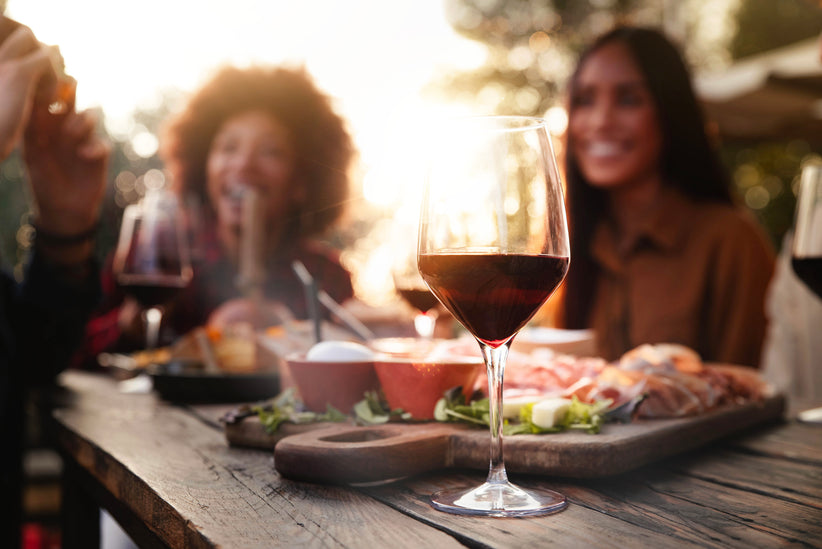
[78,65,356,359]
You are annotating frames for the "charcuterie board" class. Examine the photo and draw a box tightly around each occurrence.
[223,394,786,484]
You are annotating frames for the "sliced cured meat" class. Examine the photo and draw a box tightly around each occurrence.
[701,363,770,404]
[493,342,771,419]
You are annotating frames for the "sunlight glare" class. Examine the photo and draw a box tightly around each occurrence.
[361,99,478,209]
[7,0,485,169]
[131,130,159,158]
[545,106,568,136]
[7,0,490,305]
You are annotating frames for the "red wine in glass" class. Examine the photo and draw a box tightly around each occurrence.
[419,253,569,347]
[791,165,822,300]
[791,258,822,299]
[393,251,441,339]
[117,274,190,309]
[113,191,193,349]
[397,287,440,314]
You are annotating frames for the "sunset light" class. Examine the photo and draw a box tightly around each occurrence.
[7,0,486,199]
[7,1,497,302]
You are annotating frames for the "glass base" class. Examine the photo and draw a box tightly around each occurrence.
[430,481,567,517]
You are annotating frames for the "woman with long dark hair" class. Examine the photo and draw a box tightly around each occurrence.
[559,26,774,366]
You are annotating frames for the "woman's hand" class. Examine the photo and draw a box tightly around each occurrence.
[0,24,56,159]
[24,91,110,238]
[22,74,110,266]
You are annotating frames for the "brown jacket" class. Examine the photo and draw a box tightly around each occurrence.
[587,189,775,367]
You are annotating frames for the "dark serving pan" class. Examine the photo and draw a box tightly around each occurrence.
[149,361,280,403]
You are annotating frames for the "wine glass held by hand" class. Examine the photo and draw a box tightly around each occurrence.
[791,164,822,299]
[418,116,570,517]
[113,190,193,349]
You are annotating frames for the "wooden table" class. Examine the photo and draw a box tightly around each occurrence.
[51,371,821,548]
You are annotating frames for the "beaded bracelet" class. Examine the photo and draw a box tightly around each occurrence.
[33,222,99,246]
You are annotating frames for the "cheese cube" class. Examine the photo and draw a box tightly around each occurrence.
[531,398,572,429]
[502,395,544,419]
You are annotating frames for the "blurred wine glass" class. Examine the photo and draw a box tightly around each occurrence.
[392,250,440,339]
[792,164,822,300]
[418,116,570,517]
[113,189,193,349]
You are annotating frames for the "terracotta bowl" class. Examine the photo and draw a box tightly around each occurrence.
[367,337,450,358]
[374,357,484,420]
[286,354,380,413]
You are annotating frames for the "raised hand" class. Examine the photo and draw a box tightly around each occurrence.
[0,23,56,159]
[23,84,110,240]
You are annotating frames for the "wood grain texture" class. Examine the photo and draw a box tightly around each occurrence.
[53,372,464,548]
[360,471,704,548]
[560,465,822,547]
[725,421,822,465]
[53,372,821,549]
[666,449,822,509]
[360,448,822,549]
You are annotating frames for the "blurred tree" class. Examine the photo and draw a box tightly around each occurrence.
[730,0,822,59]
[430,0,822,248]
[94,93,175,262]
[433,0,822,115]
[723,0,822,247]
[431,0,651,116]
[0,151,30,276]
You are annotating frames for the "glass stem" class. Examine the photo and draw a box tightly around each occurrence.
[144,307,163,350]
[480,340,511,486]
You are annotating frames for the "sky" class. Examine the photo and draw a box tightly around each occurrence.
[7,0,485,187]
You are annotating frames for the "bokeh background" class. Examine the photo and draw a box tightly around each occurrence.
[2,0,821,306]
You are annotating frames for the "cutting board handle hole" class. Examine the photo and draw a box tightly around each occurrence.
[319,428,395,443]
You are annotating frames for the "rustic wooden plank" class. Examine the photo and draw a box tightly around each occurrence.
[54,372,464,549]
[62,458,169,549]
[361,471,708,549]
[556,466,822,548]
[664,449,822,509]
[55,372,817,548]
[724,421,822,465]
[362,454,821,549]
[186,403,238,428]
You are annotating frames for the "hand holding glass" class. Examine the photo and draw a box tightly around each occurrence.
[418,116,570,516]
[113,190,193,349]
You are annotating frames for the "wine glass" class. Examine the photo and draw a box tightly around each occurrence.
[113,189,194,349]
[392,250,440,339]
[418,116,570,517]
[792,164,822,299]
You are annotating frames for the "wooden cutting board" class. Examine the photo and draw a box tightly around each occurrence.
[224,395,785,484]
